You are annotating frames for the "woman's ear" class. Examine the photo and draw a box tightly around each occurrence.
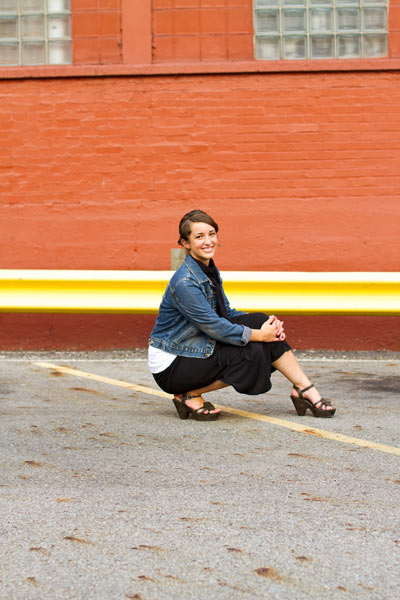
[180,238,190,250]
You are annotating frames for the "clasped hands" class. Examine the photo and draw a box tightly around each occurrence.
[250,315,286,343]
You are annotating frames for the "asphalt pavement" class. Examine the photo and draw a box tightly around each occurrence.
[0,350,399,600]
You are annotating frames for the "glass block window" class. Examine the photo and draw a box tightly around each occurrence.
[0,0,72,66]
[254,0,388,60]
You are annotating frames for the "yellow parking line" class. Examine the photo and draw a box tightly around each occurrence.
[35,361,170,398]
[219,406,400,455]
[35,362,400,457]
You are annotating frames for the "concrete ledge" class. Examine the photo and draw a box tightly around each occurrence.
[1,58,400,80]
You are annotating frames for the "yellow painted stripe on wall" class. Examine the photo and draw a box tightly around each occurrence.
[1,270,399,314]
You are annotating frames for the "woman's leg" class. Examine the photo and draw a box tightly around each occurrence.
[272,350,334,410]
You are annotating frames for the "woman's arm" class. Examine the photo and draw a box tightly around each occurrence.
[172,278,251,346]
[173,278,286,346]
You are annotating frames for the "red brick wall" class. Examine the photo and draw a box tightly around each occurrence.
[1,2,399,351]
[1,71,399,272]
[1,69,399,350]
[152,0,253,62]
[72,0,122,65]
[1,314,398,352]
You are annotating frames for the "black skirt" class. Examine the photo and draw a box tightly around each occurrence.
[153,313,291,396]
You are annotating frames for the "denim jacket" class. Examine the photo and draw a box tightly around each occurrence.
[149,254,251,358]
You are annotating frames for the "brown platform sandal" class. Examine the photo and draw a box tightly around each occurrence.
[290,384,336,418]
[172,394,220,421]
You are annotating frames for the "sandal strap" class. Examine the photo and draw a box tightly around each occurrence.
[318,397,332,407]
[294,384,315,397]
[181,395,216,414]
[309,397,333,411]
[195,401,216,414]
[181,394,202,404]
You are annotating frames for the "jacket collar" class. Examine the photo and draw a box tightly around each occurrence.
[184,254,212,284]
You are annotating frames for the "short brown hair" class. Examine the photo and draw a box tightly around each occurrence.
[178,210,219,246]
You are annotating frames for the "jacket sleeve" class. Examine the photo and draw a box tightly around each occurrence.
[172,278,251,346]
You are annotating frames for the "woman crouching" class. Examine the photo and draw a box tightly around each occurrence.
[148,209,335,421]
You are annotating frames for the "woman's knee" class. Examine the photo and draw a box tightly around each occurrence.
[249,312,270,328]
[232,312,269,329]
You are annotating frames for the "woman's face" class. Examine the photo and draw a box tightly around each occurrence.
[182,221,218,265]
